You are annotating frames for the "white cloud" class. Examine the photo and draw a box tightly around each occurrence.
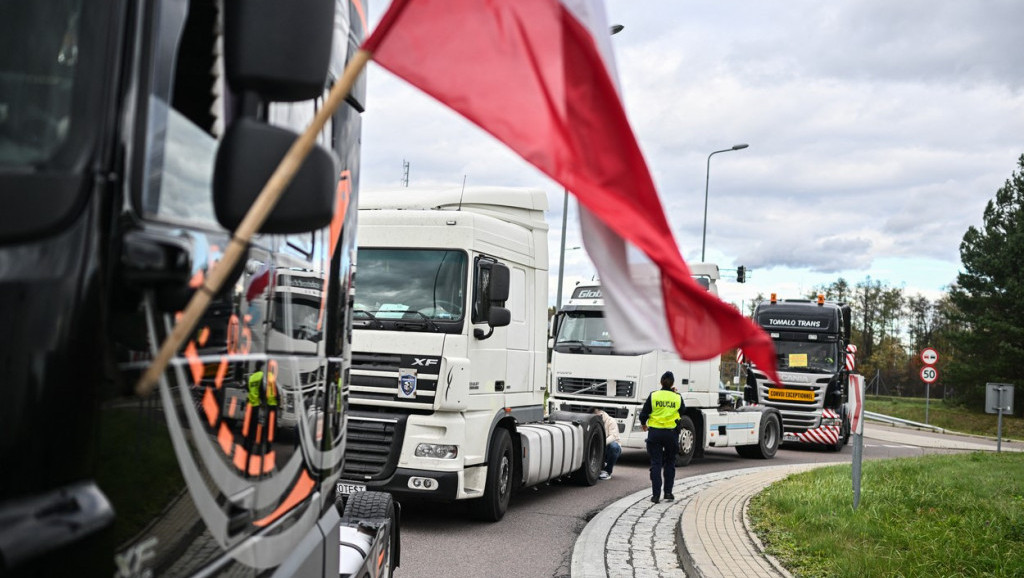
[362,0,1024,305]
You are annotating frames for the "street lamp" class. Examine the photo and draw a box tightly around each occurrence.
[557,24,624,309]
[556,188,570,309]
[700,143,749,263]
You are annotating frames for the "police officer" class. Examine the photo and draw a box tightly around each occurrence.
[639,371,685,503]
[245,362,278,475]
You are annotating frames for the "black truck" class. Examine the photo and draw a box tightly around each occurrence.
[745,295,854,450]
[0,1,397,576]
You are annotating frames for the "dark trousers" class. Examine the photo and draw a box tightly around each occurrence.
[646,427,678,498]
[604,441,622,474]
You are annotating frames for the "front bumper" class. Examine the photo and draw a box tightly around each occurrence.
[338,467,461,502]
[783,425,840,445]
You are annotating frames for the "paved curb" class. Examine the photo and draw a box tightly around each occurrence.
[677,465,818,578]
[571,425,1024,577]
[572,466,810,577]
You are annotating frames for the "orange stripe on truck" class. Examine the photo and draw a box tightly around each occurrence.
[253,469,316,527]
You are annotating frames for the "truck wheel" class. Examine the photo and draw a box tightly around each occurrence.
[674,416,696,467]
[736,412,780,459]
[828,414,850,452]
[570,419,604,486]
[343,491,399,576]
[471,428,513,522]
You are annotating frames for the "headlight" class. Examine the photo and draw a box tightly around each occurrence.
[821,417,842,427]
[415,443,459,459]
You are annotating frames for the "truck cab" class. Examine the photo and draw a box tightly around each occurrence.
[338,187,604,521]
[549,264,721,447]
[746,295,853,449]
[0,2,396,576]
[549,264,782,465]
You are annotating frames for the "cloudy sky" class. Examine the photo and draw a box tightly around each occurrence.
[357,0,1024,309]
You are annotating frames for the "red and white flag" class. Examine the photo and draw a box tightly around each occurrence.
[363,0,780,384]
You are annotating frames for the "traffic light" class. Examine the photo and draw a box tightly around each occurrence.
[736,265,746,283]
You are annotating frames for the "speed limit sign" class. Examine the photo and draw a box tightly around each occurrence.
[920,366,939,384]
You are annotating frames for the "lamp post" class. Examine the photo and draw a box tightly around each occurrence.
[700,143,748,263]
[557,24,623,309]
[556,187,569,309]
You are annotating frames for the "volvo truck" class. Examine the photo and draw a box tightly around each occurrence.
[336,187,606,522]
[548,267,783,466]
[0,1,398,576]
[745,294,853,450]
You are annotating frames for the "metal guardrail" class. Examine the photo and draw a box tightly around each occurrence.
[864,410,945,433]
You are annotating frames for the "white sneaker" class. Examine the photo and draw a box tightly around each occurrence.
[599,471,611,480]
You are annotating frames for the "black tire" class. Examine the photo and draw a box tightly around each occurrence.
[736,412,780,459]
[342,491,398,576]
[471,428,513,522]
[570,419,604,486]
[674,415,697,467]
[827,412,850,452]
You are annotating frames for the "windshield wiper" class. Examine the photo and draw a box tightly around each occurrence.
[353,309,383,329]
[395,311,440,332]
[556,340,590,353]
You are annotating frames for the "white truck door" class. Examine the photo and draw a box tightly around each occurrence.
[505,266,531,403]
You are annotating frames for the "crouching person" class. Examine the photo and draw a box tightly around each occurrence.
[593,407,622,480]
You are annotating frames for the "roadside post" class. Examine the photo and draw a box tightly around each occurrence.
[849,373,866,509]
[985,383,1015,452]
[920,348,938,424]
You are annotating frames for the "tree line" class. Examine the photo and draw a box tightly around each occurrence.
[741,154,1024,415]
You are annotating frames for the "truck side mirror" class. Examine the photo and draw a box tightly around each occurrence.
[213,119,336,234]
[224,0,334,102]
[487,263,510,302]
[473,260,511,339]
[212,0,338,234]
[488,307,511,328]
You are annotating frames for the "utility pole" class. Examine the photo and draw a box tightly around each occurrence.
[401,159,410,187]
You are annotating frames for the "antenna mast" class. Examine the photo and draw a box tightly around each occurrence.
[457,175,467,211]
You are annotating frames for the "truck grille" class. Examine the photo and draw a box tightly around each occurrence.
[341,414,404,480]
[754,375,829,433]
[557,377,635,398]
[349,352,440,410]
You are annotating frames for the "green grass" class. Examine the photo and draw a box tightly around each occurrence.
[866,395,1024,441]
[749,453,1024,577]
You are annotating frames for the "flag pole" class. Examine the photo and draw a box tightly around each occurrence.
[135,49,373,397]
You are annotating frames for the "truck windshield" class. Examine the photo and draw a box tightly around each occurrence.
[354,249,467,330]
[554,312,619,354]
[0,0,82,167]
[774,340,839,373]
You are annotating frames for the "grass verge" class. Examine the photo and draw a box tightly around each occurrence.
[865,395,1023,441]
[748,452,1024,577]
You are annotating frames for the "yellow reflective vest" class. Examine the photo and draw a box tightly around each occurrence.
[248,370,278,407]
[646,389,682,429]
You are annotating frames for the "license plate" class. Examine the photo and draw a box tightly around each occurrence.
[336,481,367,496]
[767,388,815,402]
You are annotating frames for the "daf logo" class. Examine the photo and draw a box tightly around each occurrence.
[412,358,439,367]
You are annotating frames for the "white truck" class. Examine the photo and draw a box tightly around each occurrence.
[336,187,606,521]
[548,267,782,465]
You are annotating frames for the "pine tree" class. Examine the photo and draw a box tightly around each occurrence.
[948,154,1024,412]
